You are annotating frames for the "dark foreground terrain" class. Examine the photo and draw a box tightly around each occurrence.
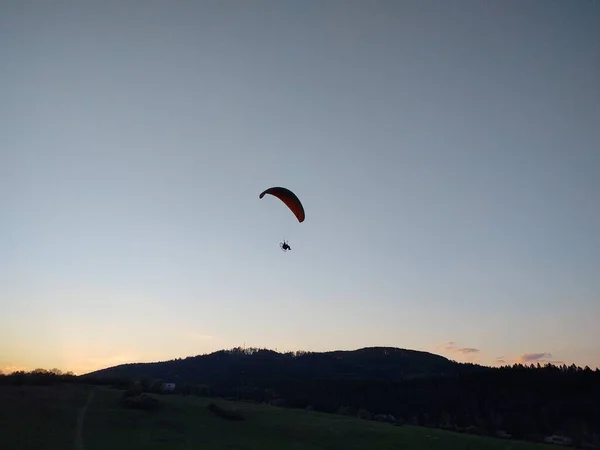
[84,346,600,447]
[3,346,599,448]
[0,384,555,450]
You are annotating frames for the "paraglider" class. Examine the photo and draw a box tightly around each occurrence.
[258,187,305,223]
[259,186,304,251]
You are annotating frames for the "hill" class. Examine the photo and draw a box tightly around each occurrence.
[84,346,475,387]
[4,348,600,447]
[78,346,600,447]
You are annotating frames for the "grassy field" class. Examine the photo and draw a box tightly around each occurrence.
[1,384,554,450]
[0,384,91,450]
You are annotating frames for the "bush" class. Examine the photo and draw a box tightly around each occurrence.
[122,386,144,399]
[207,402,244,421]
[120,393,161,411]
[466,425,484,435]
[195,385,211,397]
[337,405,350,416]
[373,414,397,424]
[357,408,371,420]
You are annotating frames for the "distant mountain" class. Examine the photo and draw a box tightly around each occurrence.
[83,346,481,388]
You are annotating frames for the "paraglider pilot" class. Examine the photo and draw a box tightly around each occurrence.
[259,186,304,253]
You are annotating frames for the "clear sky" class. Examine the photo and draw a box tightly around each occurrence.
[2,0,599,375]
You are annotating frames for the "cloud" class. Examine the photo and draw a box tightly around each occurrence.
[437,342,480,354]
[436,342,455,353]
[520,352,552,362]
[457,347,480,354]
[493,353,566,367]
[436,344,574,368]
[432,342,481,364]
[0,364,27,374]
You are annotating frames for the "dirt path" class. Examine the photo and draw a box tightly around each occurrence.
[75,388,95,450]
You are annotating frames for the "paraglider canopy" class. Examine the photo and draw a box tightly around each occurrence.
[259,187,305,223]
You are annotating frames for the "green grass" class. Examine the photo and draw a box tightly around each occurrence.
[1,384,554,450]
[0,384,91,450]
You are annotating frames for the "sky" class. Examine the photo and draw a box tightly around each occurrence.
[1,0,599,375]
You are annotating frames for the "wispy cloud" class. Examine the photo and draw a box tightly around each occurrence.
[519,353,564,365]
[437,341,480,354]
[458,347,480,354]
[434,341,481,363]
[521,352,552,362]
[493,353,566,367]
[0,364,27,375]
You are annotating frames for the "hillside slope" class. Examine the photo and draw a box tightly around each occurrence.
[84,346,472,386]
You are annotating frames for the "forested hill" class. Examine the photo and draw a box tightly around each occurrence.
[16,346,600,445]
[83,346,476,386]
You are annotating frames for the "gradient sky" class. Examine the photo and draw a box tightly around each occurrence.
[2,0,599,375]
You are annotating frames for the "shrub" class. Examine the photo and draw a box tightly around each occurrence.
[207,402,244,421]
[337,405,350,416]
[373,414,397,424]
[357,408,371,420]
[195,385,211,397]
[120,393,161,411]
[122,386,144,399]
[271,398,285,407]
[394,418,404,427]
[466,425,484,435]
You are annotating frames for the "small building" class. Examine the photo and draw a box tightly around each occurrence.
[162,382,176,392]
